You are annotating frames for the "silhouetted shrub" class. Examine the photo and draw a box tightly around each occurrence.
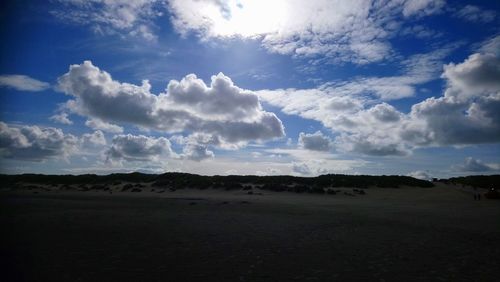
[292,185,309,193]
[0,171,441,195]
[224,182,243,190]
[447,175,500,189]
[261,183,287,192]
[122,184,134,191]
[91,185,106,190]
[309,186,325,194]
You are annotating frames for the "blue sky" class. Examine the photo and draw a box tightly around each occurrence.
[1,0,499,178]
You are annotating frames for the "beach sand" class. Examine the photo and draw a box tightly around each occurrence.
[1,184,499,281]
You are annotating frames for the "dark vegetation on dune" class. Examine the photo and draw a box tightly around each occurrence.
[437,175,500,189]
[0,172,436,192]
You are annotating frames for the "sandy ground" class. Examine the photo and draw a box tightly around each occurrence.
[1,184,499,281]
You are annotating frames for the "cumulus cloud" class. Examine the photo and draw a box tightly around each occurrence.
[410,37,500,145]
[51,0,165,41]
[298,131,332,151]
[171,133,219,161]
[292,162,312,175]
[441,52,500,102]
[335,131,409,156]
[181,143,214,161]
[105,134,174,163]
[57,61,284,146]
[50,112,73,125]
[258,83,413,155]
[0,122,113,163]
[407,170,432,180]
[258,87,413,156]
[0,122,79,161]
[168,0,444,65]
[85,118,124,133]
[258,36,500,155]
[454,5,496,23]
[0,75,50,92]
[453,157,500,172]
[264,147,367,176]
[81,130,107,148]
[291,160,331,176]
[256,167,282,176]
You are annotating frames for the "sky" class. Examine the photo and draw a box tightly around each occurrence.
[0,0,499,179]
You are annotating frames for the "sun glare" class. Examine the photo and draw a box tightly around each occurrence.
[209,0,287,38]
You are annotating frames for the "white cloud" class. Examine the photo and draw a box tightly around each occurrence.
[259,87,414,156]
[0,122,79,161]
[291,160,334,176]
[258,47,450,107]
[298,131,332,151]
[81,130,107,148]
[441,52,500,102]
[168,0,445,65]
[400,24,442,39]
[171,133,219,161]
[57,61,284,146]
[251,152,262,158]
[51,0,165,41]
[181,143,214,161]
[50,112,73,125]
[266,148,369,176]
[258,36,500,155]
[407,170,432,180]
[105,134,174,164]
[85,118,124,133]
[267,167,282,175]
[0,75,50,92]
[225,169,238,175]
[454,5,496,23]
[479,35,500,55]
[453,157,500,172]
[401,0,445,17]
[335,131,409,156]
[256,48,452,156]
[410,37,500,145]
[292,162,312,176]
[0,122,114,163]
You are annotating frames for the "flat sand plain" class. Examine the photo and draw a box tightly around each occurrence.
[1,184,499,281]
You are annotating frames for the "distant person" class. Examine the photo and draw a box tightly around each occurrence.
[473,187,480,200]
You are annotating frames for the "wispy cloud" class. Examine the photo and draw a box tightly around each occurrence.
[168,0,446,65]
[51,0,166,41]
[454,5,496,23]
[0,75,50,92]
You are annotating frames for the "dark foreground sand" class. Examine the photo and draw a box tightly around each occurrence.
[1,185,499,281]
